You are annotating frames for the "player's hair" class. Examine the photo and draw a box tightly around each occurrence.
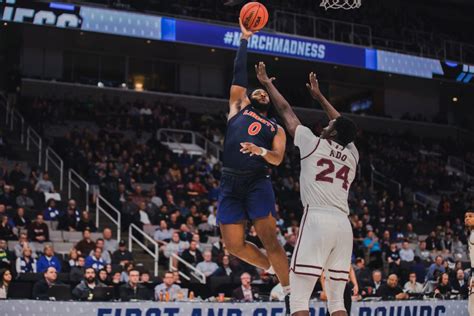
[334,116,357,147]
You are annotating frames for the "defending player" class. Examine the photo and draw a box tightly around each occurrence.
[465,210,474,315]
[256,62,358,316]
[217,19,291,309]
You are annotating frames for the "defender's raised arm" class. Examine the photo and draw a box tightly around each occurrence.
[255,62,301,138]
[306,72,341,120]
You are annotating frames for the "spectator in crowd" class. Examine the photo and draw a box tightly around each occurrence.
[405,223,418,242]
[112,240,133,265]
[28,213,49,242]
[164,232,189,267]
[425,231,443,251]
[354,257,371,288]
[434,273,452,298]
[386,243,401,275]
[44,199,61,221]
[0,239,13,269]
[364,270,384,297]
[76,229,96,256]
[37,244,62,273]
[196,250,219,277]
[0,268,12,299]
[77,211,97,232]
[35,172,54,193]
[12,207,31,229]
[102,228,118,254]
[450,234,465,258]
[72,267,107,301]
[16,247,37,274]
[414,240,431,263]
[119,269,152,301]
[0,215,15,240]
[232,272,258,302]
[98,269,109,285]
[32,266,61,300]
[283,234,296,258]
[92,238,111,264]
[14,232,37,258]
[70,256,86,283]
[0,186,15,211]
[214,255,238,277]
[15,187,35,212]
[58,202,80,231]
[85,247,106,271]
[363,230,382,268]
[154,271,182,301]
[377,274,408,300]
[403,272,423,295]
[399,241,415,263]
[9,163,25,189]
[426,256,446,281]
[181,240,203,266]
[153,220,173,245]
[451,269,468,298]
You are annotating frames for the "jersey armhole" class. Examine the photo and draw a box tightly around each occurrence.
[301,138,321,161]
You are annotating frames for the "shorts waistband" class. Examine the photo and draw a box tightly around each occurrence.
[306,205,349,216]
[222,167,268,177]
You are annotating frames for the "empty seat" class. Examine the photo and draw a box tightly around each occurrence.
[7,240,17,251]
[45,220,59,231]
[53,242,74,255]
[63,231,83,242]
[49,230,63,242]
[90,232,103,241]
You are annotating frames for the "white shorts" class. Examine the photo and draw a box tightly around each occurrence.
[290,207,353,314]
[469,280,474,316]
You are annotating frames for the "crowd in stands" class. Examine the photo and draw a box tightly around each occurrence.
[1,92,474,302]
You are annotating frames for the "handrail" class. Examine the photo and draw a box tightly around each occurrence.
[68,169,90,212]
[10,110,25,144]
[26,126,42,166]
[45,147,64,191]
[157,128,222,160]
[413,192,439,211]
[169,253,206,284]
[370,165,402,197]
[129,224,158,276]
[96,194,121,242]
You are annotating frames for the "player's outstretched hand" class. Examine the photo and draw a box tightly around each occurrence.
[255,62,276,85]
[306,72,322,99]
[240,142,264,157]
[239,18,255,40]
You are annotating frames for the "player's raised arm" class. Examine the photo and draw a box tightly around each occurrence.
[228,19,254,121]
[255,62,301,138]
[306,72,341,120]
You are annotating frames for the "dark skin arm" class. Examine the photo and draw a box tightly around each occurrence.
[239,125,286,166]
[255,62,301,138]
[306,72,341,120]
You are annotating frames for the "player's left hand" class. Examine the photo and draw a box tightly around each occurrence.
[352,284,359,296]
[255,62,276,85]
[240,142,264,156]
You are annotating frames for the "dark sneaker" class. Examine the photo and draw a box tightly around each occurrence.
[285,294,291,316]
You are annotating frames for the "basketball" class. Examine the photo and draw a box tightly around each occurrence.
[240,2,269,32]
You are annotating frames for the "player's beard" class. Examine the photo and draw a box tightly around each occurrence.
[250,98,271,113]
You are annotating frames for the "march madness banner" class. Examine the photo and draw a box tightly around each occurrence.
[0,300,468,316]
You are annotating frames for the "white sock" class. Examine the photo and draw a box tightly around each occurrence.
[265,265,276,275]
[283,285,291,295]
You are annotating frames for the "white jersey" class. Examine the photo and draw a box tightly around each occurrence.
[469,230,474,270]
[294,125,359,215]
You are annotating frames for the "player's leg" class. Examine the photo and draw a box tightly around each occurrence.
[247,176,289,286]
[324,217,353,316]
[254,214,289,286]
[469,282,474,316]
[220,222,271,269]
[289,271,319,316]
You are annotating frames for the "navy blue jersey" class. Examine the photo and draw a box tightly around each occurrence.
[222,106,278,171]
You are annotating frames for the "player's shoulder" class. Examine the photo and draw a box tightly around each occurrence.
[345,142,359,162]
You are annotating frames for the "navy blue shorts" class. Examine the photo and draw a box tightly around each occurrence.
[217,169,277,225]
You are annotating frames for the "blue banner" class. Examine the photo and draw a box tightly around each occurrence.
[173,19,367,68]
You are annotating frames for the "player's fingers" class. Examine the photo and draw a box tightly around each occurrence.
[270,77,276,81]
[306,83,311,90]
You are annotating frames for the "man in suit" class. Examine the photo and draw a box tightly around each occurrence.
[232,272,259,302]
[119,269,152,301]
[451,268,468,298]
[32,266,62,300]
[361,270,385,298]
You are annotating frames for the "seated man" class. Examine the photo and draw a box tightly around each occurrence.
[377,274,408,300]
[37,244,62,273]
[75,229,96,256]
[28,214,49,242]
[154,271,182,301]
[232,272,259,302]
[72,267,107,301]
[32,266,62,300]
[119,269,152,301]
[195,250,219,277]
[85,247,106,271]
[403,272,423,295]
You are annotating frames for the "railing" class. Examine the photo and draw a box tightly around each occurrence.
[26,126,42,166]
[129,224,158,276]
[448,156,474,180]
[413,192,439,211]
[9,109,25,144]
[45,147,64,191]
[68,169,90,212]
[96,194,121,242]
[370,165,402,197]
[169,253,206,284]
[157,128,222,161]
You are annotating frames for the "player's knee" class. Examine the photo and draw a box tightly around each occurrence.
[290,293,309,313]
[259,234,281,252]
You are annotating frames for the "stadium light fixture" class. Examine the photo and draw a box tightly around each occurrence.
[452,97,458,102]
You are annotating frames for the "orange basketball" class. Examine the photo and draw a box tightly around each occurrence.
[240,2,269,32]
